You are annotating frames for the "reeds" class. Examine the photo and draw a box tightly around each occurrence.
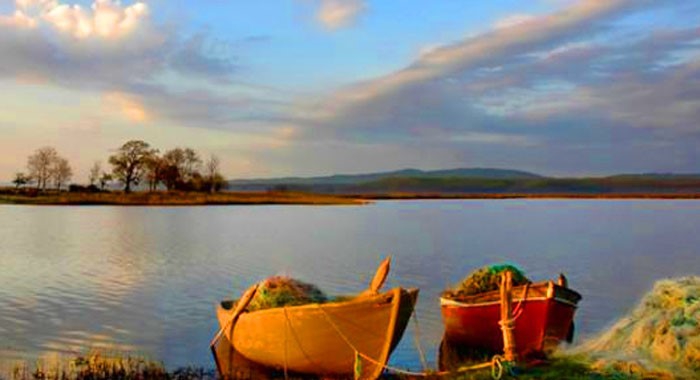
[7,352,214,380]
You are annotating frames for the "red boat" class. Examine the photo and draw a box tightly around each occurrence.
[440,277,581,360]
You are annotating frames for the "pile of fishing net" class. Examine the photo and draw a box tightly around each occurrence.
[443,263,531,298]
[572,276,700,378]
[246,276,328,311]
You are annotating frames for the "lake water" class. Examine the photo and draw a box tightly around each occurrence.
[1,200,700,372]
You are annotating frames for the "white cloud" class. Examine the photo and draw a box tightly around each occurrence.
[4,0,148,39]
[316,0,365,30]
[314,0,636,115]
[0,9,37,28]
[493,14,536,30]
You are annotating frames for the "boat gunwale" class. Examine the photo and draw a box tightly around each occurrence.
[440,295,579,308]
[219,287,418,317]
[440,281,581,305]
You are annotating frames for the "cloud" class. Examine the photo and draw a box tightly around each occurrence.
[0,0,240,88]
[168,33,237,82]
[0,0,254,131]
[0,9,38,28]
[7,0,149,39]
[103,92,149,123]
[0,1,163,88]
[518,58,700,131]
[316,0,365,30]
[319,0,640,109]
[2,0,699,177]
[303,0,647,132]
[493,14,537,30]
[279,0,700,175]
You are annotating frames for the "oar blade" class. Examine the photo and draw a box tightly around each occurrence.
[369,256,391,294]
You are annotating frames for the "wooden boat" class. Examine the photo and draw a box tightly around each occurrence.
[440,276,581,360]
[213,258,419,379]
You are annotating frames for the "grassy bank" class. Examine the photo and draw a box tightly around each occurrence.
[0,189,366,206]
[3,354,648,380]
[2,189,698,206]
[428,354,674,379]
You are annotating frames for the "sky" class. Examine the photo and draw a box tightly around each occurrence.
[0,0,699,181]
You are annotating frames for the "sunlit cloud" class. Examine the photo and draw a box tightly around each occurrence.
[318,0,637,110]
[316,0,365,30]
[0,9,38,28]
[5,0,148,39]
[493,14,537,30]
[272,0,700,175]
[104,92,150,123]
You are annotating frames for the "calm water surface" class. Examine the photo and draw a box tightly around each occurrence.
[1,200,700,371]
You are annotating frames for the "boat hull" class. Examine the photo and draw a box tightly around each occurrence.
[440,282,580,359]
[217,287,418,379]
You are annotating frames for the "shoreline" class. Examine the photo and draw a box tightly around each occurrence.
[355,192,700,200]
[0,190,367,206]
[2,191,700,206]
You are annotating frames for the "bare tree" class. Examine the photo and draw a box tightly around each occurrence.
[12,172,30,189]
[51,157,72,190]
[27,146,58,190]
[99,172,112,191]
[144,153,164,192]
[181,148,201,181]
[108,140,156,193]
[204,155,224,193]
[89,161,101,186]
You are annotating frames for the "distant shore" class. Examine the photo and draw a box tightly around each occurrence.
[1,189,699,206]
[355,192,700,200]
[0,190,367,206]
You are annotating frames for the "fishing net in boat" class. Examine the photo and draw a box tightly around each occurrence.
[247,276,328,311]
[443,263,531,298]
[572,276,700,378]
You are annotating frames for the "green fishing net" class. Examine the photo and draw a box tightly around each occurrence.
[444,263,531,298]
[246,276,328,311]
[572,276,700,377]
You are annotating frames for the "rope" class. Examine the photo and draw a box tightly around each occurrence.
[283,306,289,380]
[511,283,530,321]
[315,304,505,379]
[410,308,429,371]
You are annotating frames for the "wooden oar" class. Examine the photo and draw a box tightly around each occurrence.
[210,283,259,350]
[364,256,391,296]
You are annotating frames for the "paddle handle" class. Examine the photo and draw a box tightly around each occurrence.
[210,283,259,348]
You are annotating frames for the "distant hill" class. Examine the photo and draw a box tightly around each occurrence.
[605,173,700,180]
[227,168,700,195]
[229,168,542,191]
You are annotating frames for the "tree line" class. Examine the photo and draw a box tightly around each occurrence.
[13,140,226,193]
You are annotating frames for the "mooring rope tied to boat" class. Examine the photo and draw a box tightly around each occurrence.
[410,307,429,371]
[315,304,505,379]
[283,306,289,380]
[511,282,530,320]
[354,350,506,379]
